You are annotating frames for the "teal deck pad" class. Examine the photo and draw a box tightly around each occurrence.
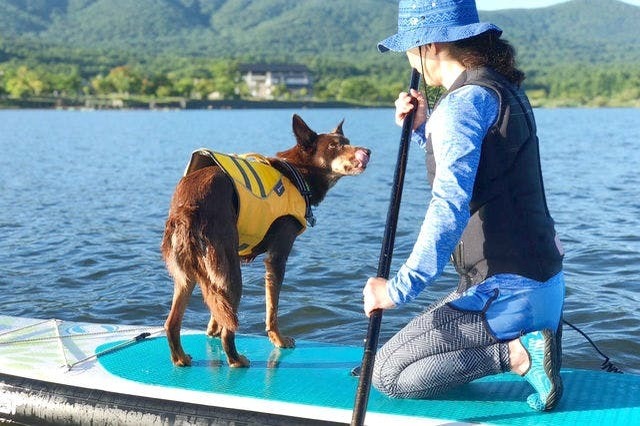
[98,334,640,425]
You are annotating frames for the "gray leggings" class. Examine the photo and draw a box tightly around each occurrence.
[372,291,511,398]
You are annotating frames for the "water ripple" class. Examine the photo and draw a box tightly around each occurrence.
[1,108,639,375]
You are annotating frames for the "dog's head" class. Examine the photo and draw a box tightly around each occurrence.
[278,114,370,180]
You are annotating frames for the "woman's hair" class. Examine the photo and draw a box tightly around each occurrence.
[448,31,525,86]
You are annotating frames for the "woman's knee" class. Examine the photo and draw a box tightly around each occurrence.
[372,351,400,397]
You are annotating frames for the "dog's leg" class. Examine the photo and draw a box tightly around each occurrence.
[206,316,222,337]
[264,238,297,349]
[164,277,196,367]
[201,246,250,368]
[221,328,249,368]
[219,268,249,367]
[206,280,249,367]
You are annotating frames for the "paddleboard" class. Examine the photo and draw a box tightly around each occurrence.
[1,315,638,425]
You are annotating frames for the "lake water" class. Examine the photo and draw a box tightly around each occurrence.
[1,107,639,375]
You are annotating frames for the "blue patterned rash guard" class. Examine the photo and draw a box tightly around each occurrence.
[387,84,564,340]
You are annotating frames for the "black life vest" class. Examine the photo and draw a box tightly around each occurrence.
[425,67,563,292]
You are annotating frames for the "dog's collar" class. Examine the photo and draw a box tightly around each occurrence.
[279,161,315,227]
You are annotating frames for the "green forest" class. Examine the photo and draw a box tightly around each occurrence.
[1,0,639,108]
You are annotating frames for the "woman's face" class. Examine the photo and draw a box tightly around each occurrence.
[406,45,440,87]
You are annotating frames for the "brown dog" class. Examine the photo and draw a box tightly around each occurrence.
[161,114,370,367]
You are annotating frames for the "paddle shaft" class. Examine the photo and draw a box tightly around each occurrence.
[351,68,421,426]
[65,332,152,370]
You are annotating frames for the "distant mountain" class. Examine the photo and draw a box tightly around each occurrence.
[1,0,639,65]
[0,0,398,59]
[486,0,640,66]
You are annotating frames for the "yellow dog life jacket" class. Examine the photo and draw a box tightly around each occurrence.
[184,149,307,256]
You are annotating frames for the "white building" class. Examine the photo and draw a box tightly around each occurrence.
[240,64,312,99]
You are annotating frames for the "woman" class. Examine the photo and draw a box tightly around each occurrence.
[363,0,565,411]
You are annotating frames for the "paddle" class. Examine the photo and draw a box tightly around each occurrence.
[351,67,421,426]
[64,331,156,370]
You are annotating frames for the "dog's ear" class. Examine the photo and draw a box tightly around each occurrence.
[331,119,345,136]
[292,114,317,151]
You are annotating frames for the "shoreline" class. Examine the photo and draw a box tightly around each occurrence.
[0,97,376,110]
[1,96,638,110]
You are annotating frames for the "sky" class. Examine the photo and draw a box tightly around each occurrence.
[476,0,640,10]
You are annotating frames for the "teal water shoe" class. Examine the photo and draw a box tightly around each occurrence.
[520,329,563,411]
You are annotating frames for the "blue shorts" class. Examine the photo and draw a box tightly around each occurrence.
[448,271,565,340]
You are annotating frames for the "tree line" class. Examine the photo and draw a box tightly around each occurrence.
[0,55,638,108]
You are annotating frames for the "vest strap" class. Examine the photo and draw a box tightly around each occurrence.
[279,161,316,227]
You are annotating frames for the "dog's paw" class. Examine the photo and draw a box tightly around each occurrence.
[280,336,296,348]
[228,355,250,368]
[269,332,296,349]
[172,353,193,367]
[206,318,223,337]
[206,328,222,338]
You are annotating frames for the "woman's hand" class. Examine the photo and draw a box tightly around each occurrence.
[363,277,396,317]
[394,88,428,130]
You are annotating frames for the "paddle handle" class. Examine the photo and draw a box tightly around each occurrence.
[351,68,421,426]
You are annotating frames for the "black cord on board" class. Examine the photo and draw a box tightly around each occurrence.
[563,319,623,373]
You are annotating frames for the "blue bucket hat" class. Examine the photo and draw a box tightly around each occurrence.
[378,0,502,53]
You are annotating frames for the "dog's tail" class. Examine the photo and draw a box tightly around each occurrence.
[201,285,239,332]
[201,248,239,332]
[162,215,239,332]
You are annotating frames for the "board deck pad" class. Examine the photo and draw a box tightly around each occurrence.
[98,333,640,425]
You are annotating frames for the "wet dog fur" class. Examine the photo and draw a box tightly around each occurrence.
[161,114,370,367]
